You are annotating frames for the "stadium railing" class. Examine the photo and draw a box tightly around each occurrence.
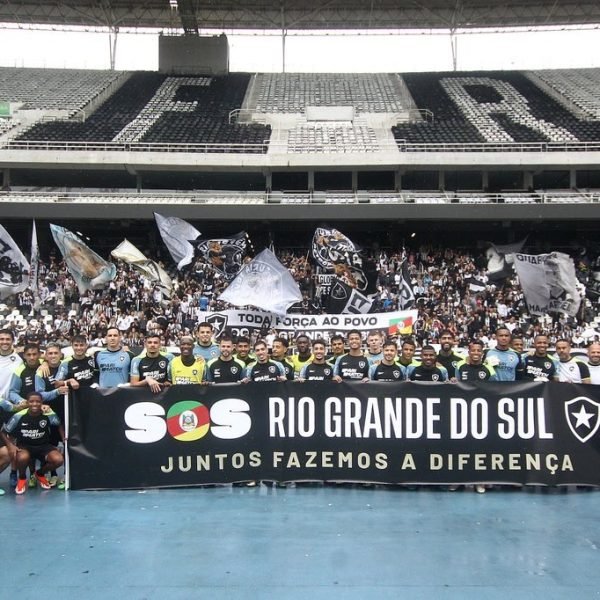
[1,190,598,205]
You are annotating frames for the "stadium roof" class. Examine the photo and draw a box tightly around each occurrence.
[1,0,600,31]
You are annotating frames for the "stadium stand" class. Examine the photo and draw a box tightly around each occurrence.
[16,72,271,153]
[4,67,600,156]
[529,69,600,121]
[0,67,123,114]
[0,118,19,137]
[251,73,408,113]
[287,123,379,153]
[393,70,600,149]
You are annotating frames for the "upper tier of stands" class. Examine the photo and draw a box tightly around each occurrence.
[530,69,600,121]
[0,67,123,114]
[17,73,271,153]
[250,73,409,113]
[392,71,600,149]
[3,67,600,154]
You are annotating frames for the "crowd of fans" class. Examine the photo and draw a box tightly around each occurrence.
[4,243,600,352]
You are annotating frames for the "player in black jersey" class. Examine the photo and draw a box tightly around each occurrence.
[206,335,245,383]
[298,340,334,381]
[455,340,496,381]
[522,334,558,381]
[436,330,464,377]
[1,391,64,495]
[271,337,295,380]
[398,338,420,370]
[326,334,346,366]
[242,340,286,383]
[234,336,254,366]
[369,340,406,381]
[406,346,449,382]
[57,335,98,389]
[130,334,172,393]
[333,330,370,382]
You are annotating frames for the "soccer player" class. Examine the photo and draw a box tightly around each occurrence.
[205,335,245,383]
[369,340,405,382]
[555,338,590,384]
[271,337,295,380]
[95,327,134,387]
[242,340,286,383]
[35,343,69,405]
[522,334,558,381]
[290,334,314,376]
[484,327,522,381]
[398,338,420,370]
[511,334,525,355]
[406,346,449,382]
[298,340,334,381]
[234,336,254,366]
[333,330,370,382]
[8,343,42,405]
[456,340,496,381]
[56,335,98,389]
[365,331,384,366]
[34,343,68,489]
[326,334,345,366]
[130,334,173,393]
[170,336,205,385]
[436,330,464,377]
[0,329,22,400]
[193,322,220,361]
[587,342,600,385]
[1,391,64,495]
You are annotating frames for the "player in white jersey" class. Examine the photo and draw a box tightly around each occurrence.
[586,342,600,385]
[555,339,590,384]
[0,329,23,400]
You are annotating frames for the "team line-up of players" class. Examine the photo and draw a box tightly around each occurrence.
[7,323,600,397]
[1,322,598,496]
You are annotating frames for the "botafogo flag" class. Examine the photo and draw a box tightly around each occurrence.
[192,232,247,280]
[154,213,201,269]
[0,224,29,299]
[513,251,581,317]
[50,224,116,294]
[219,248,302,315]
[111,239,172,295]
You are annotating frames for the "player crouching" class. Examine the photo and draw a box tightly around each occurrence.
[1,391,64,495]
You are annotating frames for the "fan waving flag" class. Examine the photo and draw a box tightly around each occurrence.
[50,224,116,294]
[0,224,29,299]
[513,251,581,317]
[192,232,247,280]
[111,239,172,296]
[154,213,201,270]
[219,248,302,315]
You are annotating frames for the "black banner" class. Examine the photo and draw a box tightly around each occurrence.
[68,381,600,490]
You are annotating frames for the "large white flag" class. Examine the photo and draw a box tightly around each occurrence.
[219,248,302,315]
[50,224,116,294]
[513,252,581,317]
[154,213,201,270]
[0,224,29,299]
[111,239,172,295]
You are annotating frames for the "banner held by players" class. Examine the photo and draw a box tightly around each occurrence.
[68,381,600,490]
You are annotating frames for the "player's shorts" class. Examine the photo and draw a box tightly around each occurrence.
[17,444,59,462]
